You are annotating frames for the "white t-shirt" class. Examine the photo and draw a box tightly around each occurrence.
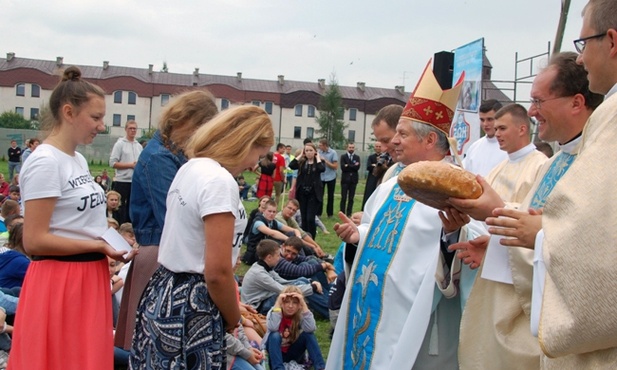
[158,158,247,273]
[20,144,108,241]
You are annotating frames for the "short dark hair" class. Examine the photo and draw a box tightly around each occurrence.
[277,143,286,150]
[283,236,304,251]
[9,185,19,193]
[264,199,277,209]
[303,138,313,145]
[495,104,531,129]
[479,99,503,114]
[546,52,604,110]
[256,239,280,260]
[319,138,329,147]
[371,104,403,130]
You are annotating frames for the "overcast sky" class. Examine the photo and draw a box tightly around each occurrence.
[1,0,587,94]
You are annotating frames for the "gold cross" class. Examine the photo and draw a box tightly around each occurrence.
[435,111,443,120]
[423,106,433,115]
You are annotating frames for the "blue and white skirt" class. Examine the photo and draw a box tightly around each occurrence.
[129,266,226,370]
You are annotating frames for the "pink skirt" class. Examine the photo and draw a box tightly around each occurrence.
[7,257,113,370]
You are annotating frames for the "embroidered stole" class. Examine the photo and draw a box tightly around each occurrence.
[343,184,416,370]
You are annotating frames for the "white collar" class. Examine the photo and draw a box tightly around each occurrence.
[508,143,536,162]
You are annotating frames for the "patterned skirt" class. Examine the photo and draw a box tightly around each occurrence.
[256,174,274,198]
[129,266,226,370]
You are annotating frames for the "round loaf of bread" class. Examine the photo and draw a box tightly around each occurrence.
[397,161,482,210]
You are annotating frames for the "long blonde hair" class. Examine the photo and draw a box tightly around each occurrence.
[280,285,305,343]
[186,105,274,170]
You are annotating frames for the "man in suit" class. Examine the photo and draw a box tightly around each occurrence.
[362,141,382,209]
[339,142,360,216]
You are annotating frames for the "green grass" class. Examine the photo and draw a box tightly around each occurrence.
[238,169,369,358]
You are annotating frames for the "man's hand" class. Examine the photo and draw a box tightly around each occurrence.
[334,211,359,244]
[486,208,543,249]
[439,207,470,234]
[448,235,489,269]
[311,281,323,294]
[448,175,505,221]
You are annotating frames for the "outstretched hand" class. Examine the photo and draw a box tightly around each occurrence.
[448,175,505,221]
[486,208,543,249]
[448,235,489,270]
[334,211,360,244]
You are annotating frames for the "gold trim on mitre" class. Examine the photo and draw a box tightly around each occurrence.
[400,59,465,136]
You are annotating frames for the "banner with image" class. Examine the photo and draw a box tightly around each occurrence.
[450,38,484,155]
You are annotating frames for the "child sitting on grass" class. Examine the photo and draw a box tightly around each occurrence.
[263,286,325,370]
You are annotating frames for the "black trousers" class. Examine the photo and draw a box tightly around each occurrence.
[319,179,336,217]
[340,181,357,216]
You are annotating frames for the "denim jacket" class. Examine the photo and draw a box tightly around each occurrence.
[130,131,187,246]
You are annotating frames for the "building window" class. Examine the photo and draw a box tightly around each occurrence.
[127,115,136,122]
[293,126,302,139]
[114,91,122,104]
[30,108,39,120]
[307,127,314,139]
[15,107,24,116]
[349,108,357,121]
[307,105,316,118]
[128,92,137,105]
[16,84,25,97]
[31,84,41,98]
[337,107,344,119]
[265,101,273,115]
[348,130,356,142]
[221,99,229,110]
[252,100,260,107]
[295,104,303,117]
[161,94,170,106]
[112,114,122,127]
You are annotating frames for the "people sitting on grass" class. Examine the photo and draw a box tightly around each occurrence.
[241,240,329,319]
[262,286,326,370]
[242,200,301,266]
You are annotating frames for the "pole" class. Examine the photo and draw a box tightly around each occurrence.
[553,0,572,54]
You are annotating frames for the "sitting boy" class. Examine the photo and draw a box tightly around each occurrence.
[243,200,301,265]
[275,200,325,258]
[241,240,329,319]
[274,236,336,288]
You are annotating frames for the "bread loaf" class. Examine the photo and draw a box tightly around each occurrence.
[397,161,482,210]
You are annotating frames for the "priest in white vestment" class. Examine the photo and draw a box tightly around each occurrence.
[326,61,485,370]
[451,52,603,370]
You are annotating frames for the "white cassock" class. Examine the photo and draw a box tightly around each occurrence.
[326,173,485,370]
[462,135,507,177]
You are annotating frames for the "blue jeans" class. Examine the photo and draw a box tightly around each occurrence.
[267,332,325,370]
[8,162,19,181]
[231,356,265,370]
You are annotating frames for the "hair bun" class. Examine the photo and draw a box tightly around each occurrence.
[62,66,82,82]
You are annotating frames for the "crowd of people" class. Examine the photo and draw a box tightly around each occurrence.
[1,1,616,368]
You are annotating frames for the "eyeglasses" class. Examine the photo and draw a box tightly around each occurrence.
[529,96,567,110]
[573,32,606,53]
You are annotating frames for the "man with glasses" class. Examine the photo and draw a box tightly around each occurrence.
[451,52,603,370]
[506,1,617,366]
[109,120,143,223]
[462,99,508,176]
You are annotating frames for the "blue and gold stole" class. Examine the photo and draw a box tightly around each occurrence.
[529,151,576,208]
[343,184,416,369]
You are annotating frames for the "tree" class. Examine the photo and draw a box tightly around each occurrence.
[0,111,33,129]
[315,75,348,149]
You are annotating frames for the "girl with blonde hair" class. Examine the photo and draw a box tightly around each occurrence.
[115,89,219,351]
[263,285,325,370]
[130,105,274,369]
